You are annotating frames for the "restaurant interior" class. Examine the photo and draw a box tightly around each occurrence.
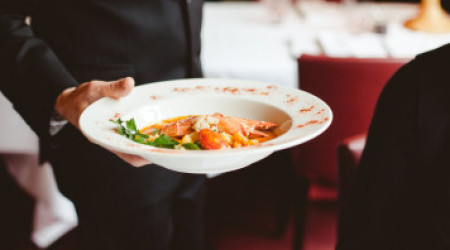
[2,0,450,249]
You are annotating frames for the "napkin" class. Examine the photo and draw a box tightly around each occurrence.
[384,23,450,58]
[4,148,78,249]
[317,30,388,58]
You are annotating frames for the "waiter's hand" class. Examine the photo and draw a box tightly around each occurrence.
[54,77,151,167]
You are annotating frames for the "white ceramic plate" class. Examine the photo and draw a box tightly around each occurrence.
[79,78,332,174]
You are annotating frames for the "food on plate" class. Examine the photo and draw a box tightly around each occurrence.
[111,113,279,150]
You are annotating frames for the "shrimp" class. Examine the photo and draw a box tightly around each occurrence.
[214,113,278,137]
[160,116,197,137]
[160,113,278,138]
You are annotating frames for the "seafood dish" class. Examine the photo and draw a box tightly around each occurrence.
[112,113,279,150]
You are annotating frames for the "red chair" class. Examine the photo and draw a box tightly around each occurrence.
[289,55,409,250]
[292,55,410,195]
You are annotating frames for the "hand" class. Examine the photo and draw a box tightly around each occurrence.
[55,77,134,128]
[54,77,152,167]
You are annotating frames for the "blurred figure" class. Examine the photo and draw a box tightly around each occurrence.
[0,0,205,249]
[337,44,450,249]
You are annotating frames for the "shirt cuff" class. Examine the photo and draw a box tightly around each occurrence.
[49,111,68,136]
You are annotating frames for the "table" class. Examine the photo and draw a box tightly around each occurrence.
[201,2,302,88]
[201,0,450,87]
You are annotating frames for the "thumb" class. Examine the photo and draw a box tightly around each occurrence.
[98,77,135,100]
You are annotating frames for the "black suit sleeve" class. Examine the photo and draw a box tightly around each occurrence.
[0,2,77,142]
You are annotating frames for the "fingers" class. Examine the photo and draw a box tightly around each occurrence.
[86,77,135,102]
[106,77,135,100]
[113,151,153,167]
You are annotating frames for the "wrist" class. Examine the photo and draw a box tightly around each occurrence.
[54,87,76,120]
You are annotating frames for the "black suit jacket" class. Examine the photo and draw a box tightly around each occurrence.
[0,0,202,160]
[337,44,450,250]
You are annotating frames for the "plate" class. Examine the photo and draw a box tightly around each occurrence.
[79,78,332,174]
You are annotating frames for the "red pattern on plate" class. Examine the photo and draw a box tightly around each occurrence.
[147,148,183,153]
[111,112,121,120]
[315,108,326,115]
[296,117,330,128]
[171,85,273,96]
[285,94,298,104]
[299,105,315,113]
[150,95,162,100]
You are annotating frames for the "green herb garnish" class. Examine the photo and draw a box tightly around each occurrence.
[126,118,137,131]
[182,143,201,150]
[147,134,179,149]
[134,135,147,144]
[112,118,203,150]
[112,118,147,142]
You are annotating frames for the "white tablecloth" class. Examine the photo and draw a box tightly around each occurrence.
[201,2,303,88]
[201,1,450,87]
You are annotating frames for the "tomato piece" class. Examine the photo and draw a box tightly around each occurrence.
[198,129,230,150]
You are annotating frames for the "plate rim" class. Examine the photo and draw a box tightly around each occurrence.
[79,78,333,158]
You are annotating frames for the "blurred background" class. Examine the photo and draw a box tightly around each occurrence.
[2,0,450,249]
